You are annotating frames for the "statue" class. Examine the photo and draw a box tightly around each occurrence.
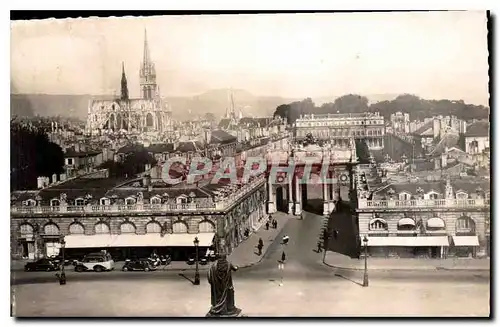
[206,253,242,317]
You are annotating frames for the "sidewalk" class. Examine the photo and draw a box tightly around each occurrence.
[323,252,490,271]
[229,212,292,268]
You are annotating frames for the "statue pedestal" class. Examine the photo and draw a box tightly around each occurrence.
[206,308,245,318]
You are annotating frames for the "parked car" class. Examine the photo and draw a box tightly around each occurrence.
[24,259,58,272]
[122,259,156,272]
[186,254,208,265]
[48,255,72,266]
[74,252,114,272]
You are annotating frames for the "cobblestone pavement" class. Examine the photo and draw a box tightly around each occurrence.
[12,276,490,317]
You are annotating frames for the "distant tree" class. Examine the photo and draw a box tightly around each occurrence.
[204,112,216,122]
[11,121,64,190]
[274,94,489,125]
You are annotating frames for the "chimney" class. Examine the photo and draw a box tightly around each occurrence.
[145,163,152,172]
[433,118,441,139]
[37,177,45,189]
[75,143,80,153]
[143,174,151,188]
[59,173,66,182]
[52,173,58,184]
[434,157,441,170]
[441,153,447,168]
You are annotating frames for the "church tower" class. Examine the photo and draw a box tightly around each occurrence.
[139,29,157,100]
[121,62,129,101]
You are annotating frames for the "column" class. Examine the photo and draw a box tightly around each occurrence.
[288,175,294,214]
[294,175,302,215]
[323,181,329,216]
[328,169,336,212]
[267,179,276,214]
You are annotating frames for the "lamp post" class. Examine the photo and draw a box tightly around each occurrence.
[59,236,66,285]
[193,237,200,285]
[363,235,369,287]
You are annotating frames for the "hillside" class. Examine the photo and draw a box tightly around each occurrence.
[10,90,295,121]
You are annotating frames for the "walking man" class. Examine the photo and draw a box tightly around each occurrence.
[257,238,264,255]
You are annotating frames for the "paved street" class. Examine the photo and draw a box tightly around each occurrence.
[11,210,490,317]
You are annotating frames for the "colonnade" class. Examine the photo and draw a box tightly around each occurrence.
[267,165,356,216]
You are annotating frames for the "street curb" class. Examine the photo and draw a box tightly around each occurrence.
[322,261,490,272]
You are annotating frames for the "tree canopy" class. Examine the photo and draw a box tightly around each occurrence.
[11,120,64,190]
[273,94,489,124]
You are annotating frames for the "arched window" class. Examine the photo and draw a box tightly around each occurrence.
[100,197,110,206]
[125,197,136,205]
[44,223,60,236]
[50,199,60,207]
[95,222,110,234]
[455,191,468,200]
[456,216,475,234]
[146,113,154,127]
[146,222,162,234]
[172,221,188,234]
[19,223,34,237]
[369,218,388,231]
[120,222,136,234]
[69,222,85,234]
[397,218,416,231]
[198,220,215,233]
[25,199,36,206]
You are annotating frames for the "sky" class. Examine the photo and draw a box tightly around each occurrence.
[10,11,489,105]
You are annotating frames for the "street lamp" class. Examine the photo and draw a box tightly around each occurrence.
[193,237,200,285]
[363,235,369,287]
[59,236,66,285]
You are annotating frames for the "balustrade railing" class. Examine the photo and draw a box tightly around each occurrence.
[11,175,266,215]
[358,198,490,209]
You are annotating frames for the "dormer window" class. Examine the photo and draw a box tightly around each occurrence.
[399,192,411,201]
[75,198,85,206]
[150,196,162,205]
[455,191,468,200]
[176,194,188,204]
[50,199,60,207]
[427,191,439,200]
[25,199,37,206]
[125,197,136,205]
[100,197,110,206]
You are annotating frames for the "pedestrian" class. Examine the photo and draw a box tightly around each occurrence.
[257,239,263,255]
[282,235,290,245]
[317,241,322,253]
[273,219,277,229]
[281,251,286,263]
[265,221,269,230]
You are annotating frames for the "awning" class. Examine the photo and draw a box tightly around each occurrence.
[452,236,479,247]
[398,218,415,226]
[64,233,215,249]
[427,217,445,229]
[361,236,449,247]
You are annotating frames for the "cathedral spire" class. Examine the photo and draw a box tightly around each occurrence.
[140,28,156,99]
[143,29,150,67]
[121,62,129,101]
